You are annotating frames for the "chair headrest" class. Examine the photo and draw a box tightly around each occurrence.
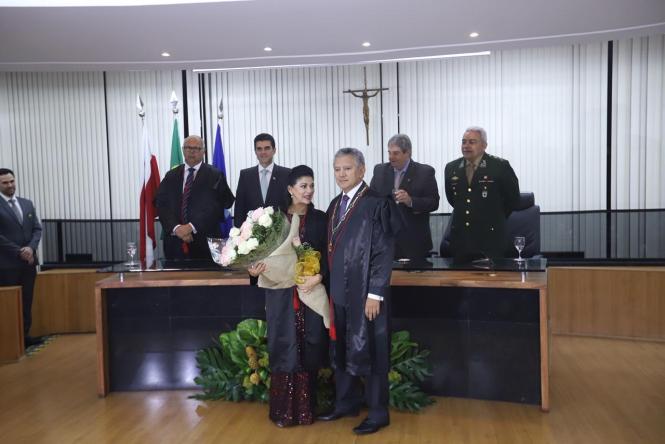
[515,192,535,210]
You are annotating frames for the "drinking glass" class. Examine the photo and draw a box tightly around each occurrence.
[126,241,137,266]
[514,236,526,262]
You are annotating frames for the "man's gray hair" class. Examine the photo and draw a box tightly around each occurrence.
[387,133,412,154]
[465,126,487,145]
[334,147,365,167]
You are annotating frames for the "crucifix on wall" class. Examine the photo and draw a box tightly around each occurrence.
[344,66,388,145]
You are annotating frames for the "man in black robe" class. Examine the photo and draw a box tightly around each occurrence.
[318,147,396,435]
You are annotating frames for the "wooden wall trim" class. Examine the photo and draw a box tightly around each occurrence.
[548,267,665,340]
[0,286,24,362]
[32,269,113,336]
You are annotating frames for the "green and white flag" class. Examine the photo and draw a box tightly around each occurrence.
[169,117,182,169]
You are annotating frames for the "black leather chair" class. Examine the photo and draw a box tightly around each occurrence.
[439,192,541,258]
[503,192,540,258]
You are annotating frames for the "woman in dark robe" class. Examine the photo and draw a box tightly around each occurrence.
[247,165,329,428]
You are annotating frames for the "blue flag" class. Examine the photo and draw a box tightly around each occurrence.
[212,123,234,238]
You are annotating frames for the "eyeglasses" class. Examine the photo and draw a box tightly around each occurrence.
[183,146,203,152]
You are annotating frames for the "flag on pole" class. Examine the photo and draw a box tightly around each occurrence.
[212,122,233,238]
[139,117,161,267]
[169,117,182,169]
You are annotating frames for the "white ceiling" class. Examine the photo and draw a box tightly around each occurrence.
[0,0,664,71]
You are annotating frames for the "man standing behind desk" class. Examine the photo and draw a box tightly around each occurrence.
[155,135,234,260]
[318,148,396,435]
[233,133,290,227]
[0,168,43,348]
[370,133,439,260]
[444,126,520,260]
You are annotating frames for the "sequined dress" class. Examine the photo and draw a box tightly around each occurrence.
[264,209,329,426]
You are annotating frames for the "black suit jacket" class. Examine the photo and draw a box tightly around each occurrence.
[0,196,42,269]
[370,160,440,259]
[155,163,234,260]
[233,164,291,227]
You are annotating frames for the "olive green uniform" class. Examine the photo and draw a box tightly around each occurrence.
[444,153,520,260]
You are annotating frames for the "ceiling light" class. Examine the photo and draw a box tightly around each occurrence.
[161,52,171,57]
[469,32,479,38]
[264,47,272,52]
[362,42,371,47]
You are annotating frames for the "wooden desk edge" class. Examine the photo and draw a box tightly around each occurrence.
[95,286,108,397]
[93,269,550,409]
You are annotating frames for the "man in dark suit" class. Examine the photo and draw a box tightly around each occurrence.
[370,134,440,260]
[233,133,290,227]
[155,135,234,260]
[318,148,396,435]
[444,126,520,260]
[0,168,43,348]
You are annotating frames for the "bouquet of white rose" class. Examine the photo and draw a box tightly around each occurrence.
[208,206,289,267]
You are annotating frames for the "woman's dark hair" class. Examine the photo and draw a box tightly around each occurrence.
[280,164,314,212]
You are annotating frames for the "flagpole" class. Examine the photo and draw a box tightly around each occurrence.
[137,95,147,268]
[169,91,183,169]
[213,97,233,237]
[137,95,160,269]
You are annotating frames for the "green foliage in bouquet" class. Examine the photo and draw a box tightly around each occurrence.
[388,330,435,412]
[192,320,434,413]
[251,209,285,245]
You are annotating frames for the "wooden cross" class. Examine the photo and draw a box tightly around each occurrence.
[344,67,388,145]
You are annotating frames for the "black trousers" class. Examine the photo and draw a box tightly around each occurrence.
[0,264,37,336]
[332,304,390,424]
[333,369,390,424]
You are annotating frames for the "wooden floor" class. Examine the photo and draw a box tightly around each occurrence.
[1,335,664,444]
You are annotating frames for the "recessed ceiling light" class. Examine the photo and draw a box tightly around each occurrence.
[264,47,272,52]
[161,52,171,57]
[362,42,371,47]
[469,32,479,38]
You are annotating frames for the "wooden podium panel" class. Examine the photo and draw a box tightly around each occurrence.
[549,267,665,340]
[32,269,113,335]
[0,286,24,363]
[95,268,549,411]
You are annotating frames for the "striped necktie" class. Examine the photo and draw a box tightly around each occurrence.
[181,167,195,223]
[9,198,22,224]
[335,194,349,226]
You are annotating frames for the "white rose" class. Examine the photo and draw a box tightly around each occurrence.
[229,227,240,238]
[237,241,250,255]
[264,207,274,215]
[246,237,259,251]
[258,213,273,227]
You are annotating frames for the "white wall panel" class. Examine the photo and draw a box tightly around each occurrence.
[202,64,385,213]
[105,70,185,219]
[0,74,14,168]
[0,72,108,219]
[396,43,607,212]
[613,34,665,209]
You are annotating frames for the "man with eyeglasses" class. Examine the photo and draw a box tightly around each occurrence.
[155,135,234,260]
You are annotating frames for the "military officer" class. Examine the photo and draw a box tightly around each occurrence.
[444,126,520,260]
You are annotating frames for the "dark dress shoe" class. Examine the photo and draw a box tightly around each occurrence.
[353,418,389,435]
[24,336,45,348]
[316,409,360,421]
